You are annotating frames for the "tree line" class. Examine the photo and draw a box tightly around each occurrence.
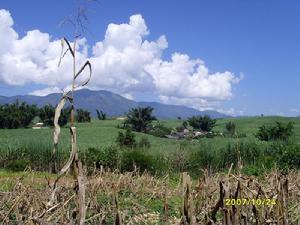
[0,101,91,129]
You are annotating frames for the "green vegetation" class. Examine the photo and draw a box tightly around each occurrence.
[0,116,300,175]
[76,108,91,123]
[116,129,136,148]
[255,121,294,141]
[124,106,156,132]
[96,109,107,120]
[187,115,216,131]
[39,104,70,126]
[0,101,37,128]
[225,121,236,136]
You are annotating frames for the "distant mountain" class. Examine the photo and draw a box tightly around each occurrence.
[0,89,230,119]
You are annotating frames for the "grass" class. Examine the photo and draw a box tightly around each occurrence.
[0,116,300,174]
[1,116,300,151]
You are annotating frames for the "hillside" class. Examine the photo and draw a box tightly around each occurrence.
[0,89,229,119]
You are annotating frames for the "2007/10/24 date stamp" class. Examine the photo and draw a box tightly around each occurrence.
[224,198,277,206]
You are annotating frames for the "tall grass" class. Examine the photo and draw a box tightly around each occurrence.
[0,139,68,171]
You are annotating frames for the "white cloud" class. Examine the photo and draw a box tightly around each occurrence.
[290,108,300,113]
[29,86,62,96]
[0,9,242,110]
[217,107,245,116]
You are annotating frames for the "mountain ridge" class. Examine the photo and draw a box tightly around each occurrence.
[0,89,230,119]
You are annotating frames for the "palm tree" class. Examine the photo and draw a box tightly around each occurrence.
[125,106,156,132]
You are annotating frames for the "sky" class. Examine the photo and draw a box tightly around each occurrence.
[0,0,299,116]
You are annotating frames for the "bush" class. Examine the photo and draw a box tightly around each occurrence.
[84,146,120,170]
[138,137,151,149]
[188,115,216,131]
[225,121,236,136]
[76,109,91,123]
[277,144,300,169]
[5,159,30,172]
[241,165,265,176]
[168,149,190,173]
[149,123,171,138]
[256,121,294,141]
[116,129,136,148]
[124,106,156,132]
[121,150,156,173]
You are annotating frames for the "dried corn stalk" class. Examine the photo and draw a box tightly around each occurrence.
[48,36,91,225]
[180,172,196,225]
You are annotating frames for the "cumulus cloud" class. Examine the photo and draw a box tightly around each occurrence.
[0,9,242,111]
[29,86,62,96]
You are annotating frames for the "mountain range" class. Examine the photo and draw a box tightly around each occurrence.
[0,89,229,119]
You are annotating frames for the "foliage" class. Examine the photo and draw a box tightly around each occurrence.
[0,117,300,175]
[96,109,106,120]
[124,106,156,132]
[148,123,171,137]
[225,121,236,136]
[187,115,216,131]
[76,108,91,123]
[256,121,294,141]
[0,101,38,129]
[39,104,70,127]
[116,129,136,148]
[182,120,188,128]
[138,136,151,149]
[121,150,156,173]
[273,143,300,170]
[0,139,66,171]
[84,146,120,170]
[5,159,30,172]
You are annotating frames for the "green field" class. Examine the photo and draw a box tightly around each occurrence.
[1,116,300,223]
[1,116,300,155]
[1,115,300,175]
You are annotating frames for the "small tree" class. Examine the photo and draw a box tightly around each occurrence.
[124,106,156,132]
[225,121,236,136]
[96,109,106,120]
[256,121,294,141]
[116,129,136,148]
[187,115,216,132]
[76,109,91,123]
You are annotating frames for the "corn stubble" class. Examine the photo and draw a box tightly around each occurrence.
[0,168,299,224]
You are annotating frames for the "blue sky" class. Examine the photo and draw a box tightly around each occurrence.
[0,0,299,116]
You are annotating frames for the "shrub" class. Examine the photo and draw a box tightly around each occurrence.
[225,121,236,136]
[84,146,120,170]
[175,126,185,132]
[138,137,151,149]
[182,121,188,128]
[168,149,190,173]
[149,123,171,138]
[256,122,294,141]
[124,106,156,132]
[121,150,156,173]
[6,159,30,172]
[241,165,265,176]
[76,109,91,123]
[188,115,216,131]
[277,144,300,169]
[116,129,136,148]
